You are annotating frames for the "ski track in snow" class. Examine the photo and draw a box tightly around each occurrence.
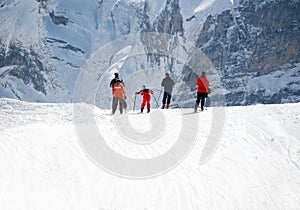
[0,98,300,209]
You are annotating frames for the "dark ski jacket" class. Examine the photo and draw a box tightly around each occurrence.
[161,76,174,94]
[110,77,124,88]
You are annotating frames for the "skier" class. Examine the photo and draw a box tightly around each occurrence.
[110,72,127,112]
[161,72,175,109]
[135,85,154,113]
[195,71,210,112]
[112,79,126,114]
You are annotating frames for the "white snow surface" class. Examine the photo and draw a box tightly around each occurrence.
[0,98,300,209]
[193,0,217,14]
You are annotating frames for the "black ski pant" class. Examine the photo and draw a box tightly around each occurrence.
[112,98,123,114]
[196,92,208,110]
[162,91,172,105]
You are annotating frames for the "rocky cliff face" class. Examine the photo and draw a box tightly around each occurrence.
[0,41,47,95]
[194,0,300,105]
[142,0,184,70]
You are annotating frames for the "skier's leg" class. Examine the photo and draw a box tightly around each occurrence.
[122,99,127,113]
[119,99,123,114]
[147,97,151,113]
[141,97,146,112]
[162,92,167,108]
[202,93,208,110]
[112,98,118,114]
[195,92,200,112]
[166,93,171,108]
[200,93,206,111]
[196,92,201,105]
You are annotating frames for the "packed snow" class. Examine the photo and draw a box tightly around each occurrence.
[0,98,300,209]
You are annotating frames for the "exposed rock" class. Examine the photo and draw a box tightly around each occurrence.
[0,42,47,95]
[49,11,69,26]
[194,0,300,105]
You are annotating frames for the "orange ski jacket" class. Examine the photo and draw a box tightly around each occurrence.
[112,82,126,99]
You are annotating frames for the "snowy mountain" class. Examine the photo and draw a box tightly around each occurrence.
[1,98,300,209]
[194,0,300,105]
[0,0,299,107]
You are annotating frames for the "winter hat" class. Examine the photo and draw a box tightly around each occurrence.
[114,72,119,77]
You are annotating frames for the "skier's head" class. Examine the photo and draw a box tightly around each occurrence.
[142,85,146,89]
[165,72,170,77]
[114,72,119,78]
[201,71,206,77]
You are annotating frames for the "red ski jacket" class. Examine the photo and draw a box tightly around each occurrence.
[136,89,153,98]
[197,76,210,93]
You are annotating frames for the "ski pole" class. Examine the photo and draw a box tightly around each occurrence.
[127,95,135,102]
[133,94,136,111]
[157,87,163,102]
[152,93,159,108]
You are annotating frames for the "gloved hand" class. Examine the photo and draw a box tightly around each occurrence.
[124,96,127,99]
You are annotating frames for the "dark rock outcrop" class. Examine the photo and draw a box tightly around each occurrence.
[0,42,47,96]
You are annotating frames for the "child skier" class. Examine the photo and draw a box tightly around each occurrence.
[135,85,154,113]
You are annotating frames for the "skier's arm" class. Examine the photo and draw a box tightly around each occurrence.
[197,78,202,86]
[110,79,117,88]
[121,79,125,87]
[121,84,126,98]
[135,90,142,95]
[161,79,165,87]
[123,90,126,99]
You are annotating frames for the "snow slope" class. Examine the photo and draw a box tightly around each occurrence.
[0,98,300,209]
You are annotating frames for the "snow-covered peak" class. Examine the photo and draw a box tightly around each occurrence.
[0,0,41,49]
[181,0,233,41]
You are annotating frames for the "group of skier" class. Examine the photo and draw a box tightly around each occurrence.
[109,71,210,114]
